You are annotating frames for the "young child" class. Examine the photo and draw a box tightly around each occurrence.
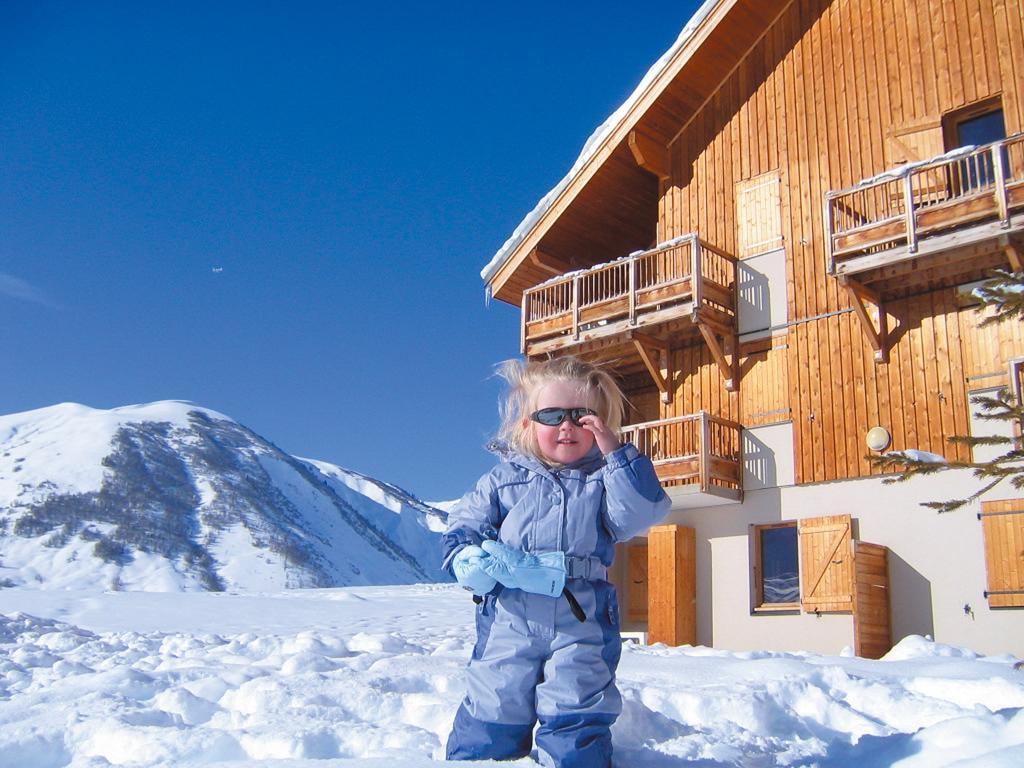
[442,355,670,768]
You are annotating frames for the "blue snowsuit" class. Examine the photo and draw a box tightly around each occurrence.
[441,442,670,767]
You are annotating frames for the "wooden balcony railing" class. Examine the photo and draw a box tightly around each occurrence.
[826,132,1024,273]
[620,411,743,495]
[521,234,737,355]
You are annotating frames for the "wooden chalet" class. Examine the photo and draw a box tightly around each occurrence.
[483,0,1024,657]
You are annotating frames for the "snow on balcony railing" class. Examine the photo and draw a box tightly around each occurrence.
[825,133,1024,270]
[620,411,742,493]
[521,234,736,352]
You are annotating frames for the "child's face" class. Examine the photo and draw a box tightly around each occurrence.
[531,380,596,465]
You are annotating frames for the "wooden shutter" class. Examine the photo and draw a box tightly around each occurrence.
[798,514,854,613]
[648,525,696,646]
[980,499,1024,608]
[1012,360,1024,450]
[626,541,649,623]
[852,542,891,659]
[885,119,944,165]
[736,171,783,257]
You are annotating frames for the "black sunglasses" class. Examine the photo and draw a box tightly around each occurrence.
[530,407,596,427]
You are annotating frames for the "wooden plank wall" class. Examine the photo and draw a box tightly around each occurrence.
[740,338,791,427]
[657,0,1024,484]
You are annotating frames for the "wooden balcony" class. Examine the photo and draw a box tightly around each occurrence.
[521,235,739,394]
[825,133,1024,362]
[826,132,1024,287]
[621,411,743,507]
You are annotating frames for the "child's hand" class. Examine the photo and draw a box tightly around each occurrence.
[479,540,566,598]
[452,545,498,596]
[578,412,621,456]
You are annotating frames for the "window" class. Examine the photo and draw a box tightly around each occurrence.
[752,522,800,609]
[953,108,1006,148]
[943,97,1007,191]
[752,514,856,613]
[944,97,1006,150]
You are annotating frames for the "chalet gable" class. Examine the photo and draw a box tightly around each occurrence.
[483,0,792,305]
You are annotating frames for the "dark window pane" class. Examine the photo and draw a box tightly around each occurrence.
[956,109,1005,148]
[760,526,799,603]
[951,110,1007,191]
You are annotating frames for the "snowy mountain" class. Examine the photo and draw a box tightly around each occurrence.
[0,401,450,592]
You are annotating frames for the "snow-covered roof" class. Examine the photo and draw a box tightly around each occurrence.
[480,0,720,290]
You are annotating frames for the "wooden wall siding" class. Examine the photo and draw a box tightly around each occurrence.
[647,290,1015,486]
[625,388,663,426]
[653,0,1024,485]
[665,0,1024,317]
[627,337,788,427]
[785,289,990,483]
[740,338,791,427]
[666,344,742,425]
[964,303,1024,385]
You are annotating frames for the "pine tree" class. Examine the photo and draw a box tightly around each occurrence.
[867,269,1024,512]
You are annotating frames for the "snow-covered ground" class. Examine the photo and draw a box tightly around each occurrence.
[2,587,1023,767]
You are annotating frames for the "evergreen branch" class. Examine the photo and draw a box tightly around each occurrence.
[867,270,1024,511]
[975,269,1024,326]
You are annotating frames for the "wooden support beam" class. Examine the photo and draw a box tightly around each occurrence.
[529,247,572,275]
[696,322,738,391]
[629,330,671,403]
[838,274,882,305]
[693,313,733,342]
[839,276,889,363]
[1003,237,1023,272]
[647,525,696,646]
[628,129,670,181]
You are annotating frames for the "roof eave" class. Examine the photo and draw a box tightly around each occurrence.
[484,0,737,304]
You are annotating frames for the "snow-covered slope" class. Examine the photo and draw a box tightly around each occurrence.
[0,401,450,592]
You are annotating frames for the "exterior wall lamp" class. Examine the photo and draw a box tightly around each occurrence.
[866,426,892,452]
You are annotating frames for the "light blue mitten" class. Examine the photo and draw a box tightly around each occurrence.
[479,540,566,598]
[452,545,498,596]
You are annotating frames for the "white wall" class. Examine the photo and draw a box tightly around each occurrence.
[743,422,795,490]
[737,247,787,339]
[663,422,1024,657]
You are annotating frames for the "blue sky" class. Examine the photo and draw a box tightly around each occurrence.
[1,1,703,501]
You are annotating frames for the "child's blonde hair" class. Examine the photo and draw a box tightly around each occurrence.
[495,356,625,461]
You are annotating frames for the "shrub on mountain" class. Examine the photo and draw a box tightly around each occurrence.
[93,535,131,566]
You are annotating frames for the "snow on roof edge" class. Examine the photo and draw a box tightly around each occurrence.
[480,0,721,291]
